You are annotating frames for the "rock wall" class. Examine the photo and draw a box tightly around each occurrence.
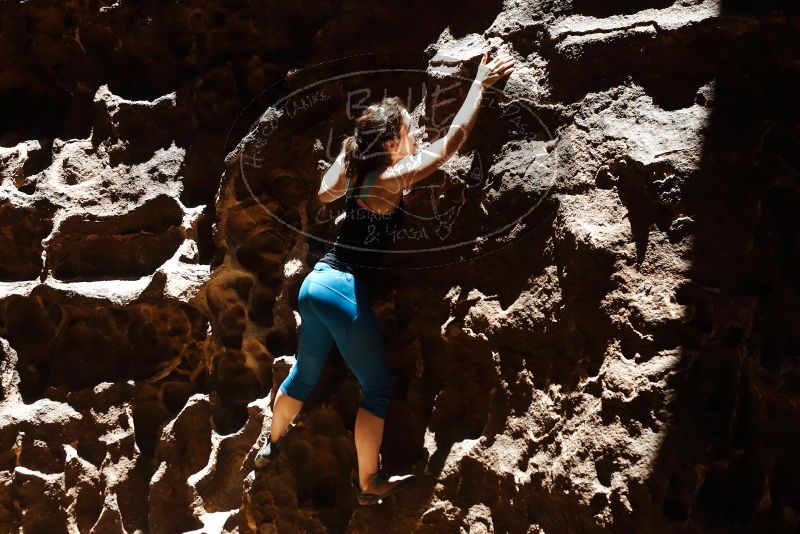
[0,0,797,532]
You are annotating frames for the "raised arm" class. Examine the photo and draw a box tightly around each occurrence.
[379,51,516,191]
[317,144,348,203]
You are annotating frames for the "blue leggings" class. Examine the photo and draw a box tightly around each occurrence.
[278,261,392,419]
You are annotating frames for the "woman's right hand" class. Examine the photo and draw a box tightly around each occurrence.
[475,51,516,88]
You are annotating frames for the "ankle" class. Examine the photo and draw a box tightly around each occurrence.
[360,470,383,492]
[359,473,376,492]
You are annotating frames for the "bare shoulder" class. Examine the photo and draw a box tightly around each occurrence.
[377,153,424,191]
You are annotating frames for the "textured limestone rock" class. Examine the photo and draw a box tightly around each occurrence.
[0,0,797,532]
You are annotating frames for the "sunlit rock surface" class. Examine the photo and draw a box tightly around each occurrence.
[0,0,797,532]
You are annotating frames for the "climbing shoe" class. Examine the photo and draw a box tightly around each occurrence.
[254,431,279,469]
[352,471,417,506]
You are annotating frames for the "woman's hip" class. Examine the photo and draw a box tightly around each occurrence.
[300,262,369,315]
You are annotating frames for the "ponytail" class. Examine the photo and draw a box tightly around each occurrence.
[342,134,358,180]
[341,134,359,199]
[340,96,407,199]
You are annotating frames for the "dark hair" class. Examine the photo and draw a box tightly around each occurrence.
[342,96,408,195]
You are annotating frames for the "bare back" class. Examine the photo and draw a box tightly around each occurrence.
[350,167,404,214]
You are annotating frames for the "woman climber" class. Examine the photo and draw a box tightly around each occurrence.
[254,51,516,506]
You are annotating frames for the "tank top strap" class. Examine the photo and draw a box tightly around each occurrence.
[345,169,368,201]
[357,168,381,200]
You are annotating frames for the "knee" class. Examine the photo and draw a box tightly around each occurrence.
[279,367,315,402]
[359,379,392,419]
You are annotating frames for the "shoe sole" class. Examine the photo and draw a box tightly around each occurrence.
[254,440,277,470]
[354,476,417,506]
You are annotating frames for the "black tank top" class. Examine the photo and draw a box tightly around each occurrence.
[318,168,405,283]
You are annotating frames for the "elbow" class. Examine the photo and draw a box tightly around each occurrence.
[317,175,334,203]
[318,188,341,204]
[317,190,332,203]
